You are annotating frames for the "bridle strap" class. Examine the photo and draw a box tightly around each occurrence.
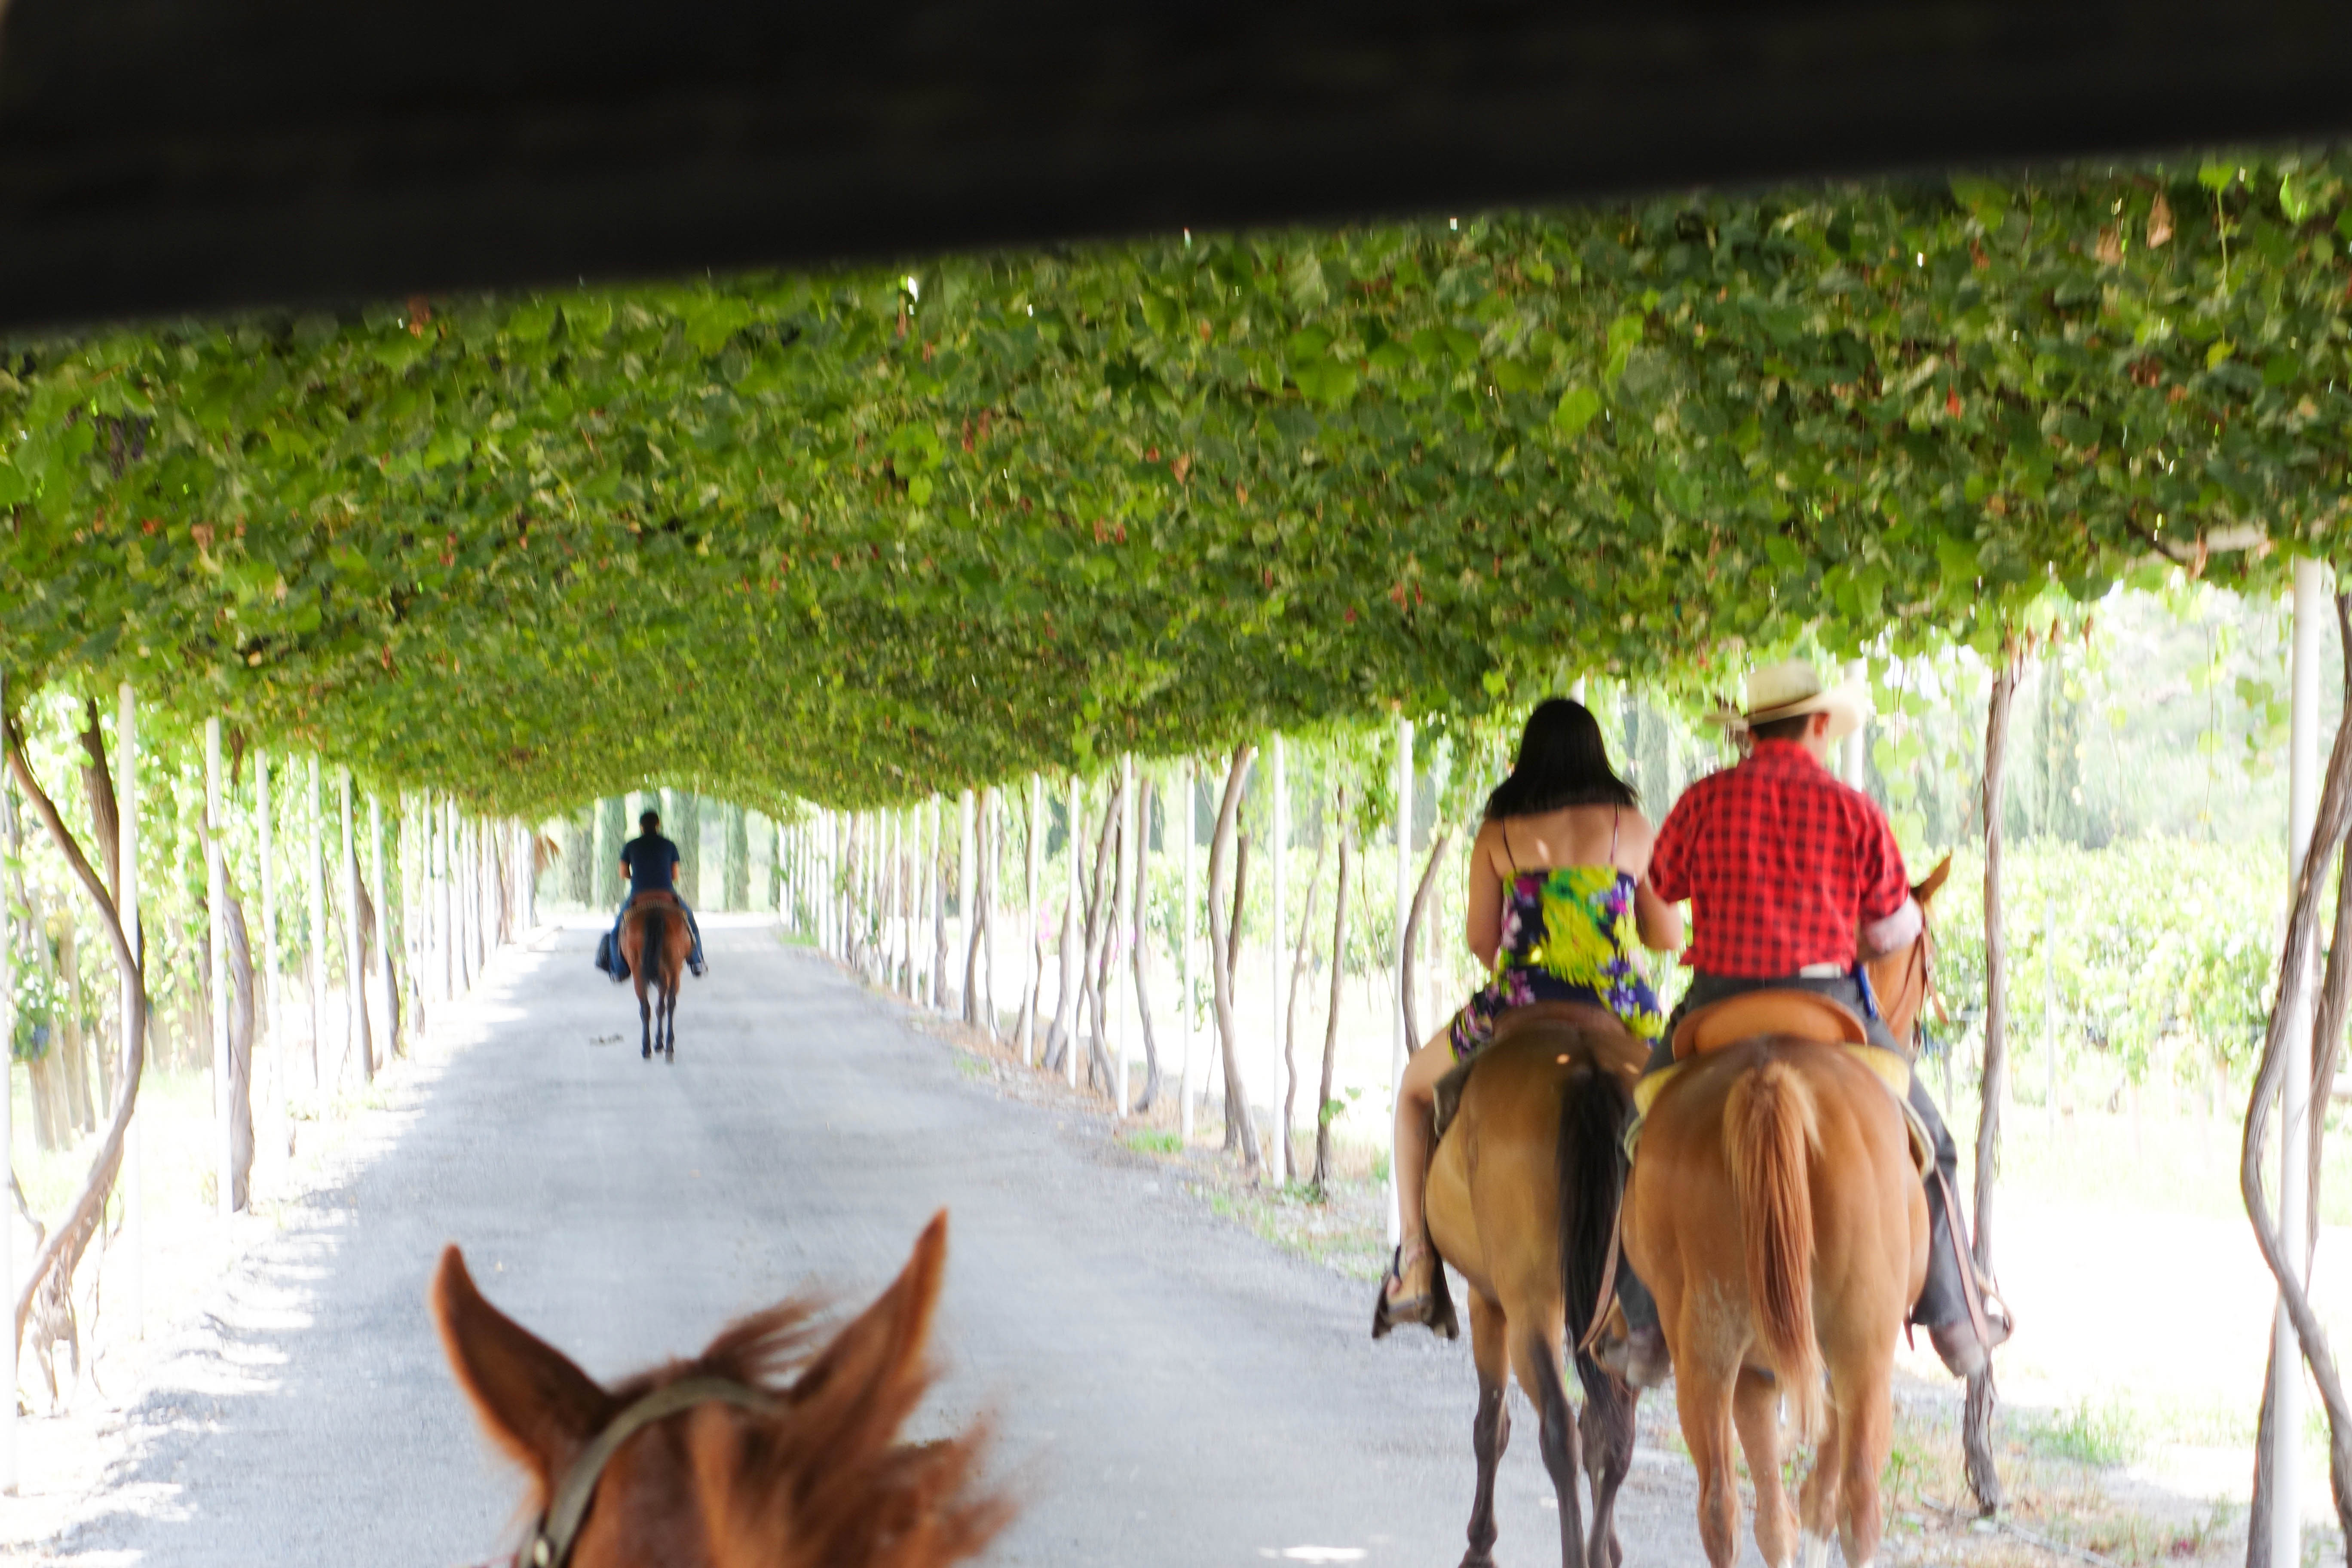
[524,1376,782,1568]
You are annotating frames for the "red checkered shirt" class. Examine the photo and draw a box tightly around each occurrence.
[1648,739,1911,978]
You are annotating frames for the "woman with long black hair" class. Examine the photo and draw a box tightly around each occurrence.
[1380,697,1683,1327]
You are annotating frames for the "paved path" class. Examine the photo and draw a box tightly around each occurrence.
[48,917,1708,1567]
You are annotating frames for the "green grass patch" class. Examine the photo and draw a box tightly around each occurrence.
[2024,1395,2143,1469]
[1124,1129,1182,1155]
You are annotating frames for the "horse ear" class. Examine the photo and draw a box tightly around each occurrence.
[429,1244,612,1491]
[789,1212,949,1427]
[1914,854,1954,909]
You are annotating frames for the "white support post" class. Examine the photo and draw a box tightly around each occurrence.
[958,789,977,1014]
[1269,735,1288,1164]
[1023,773,1044,1066]
[1388,715,1414,1245]
[257,755,279,1164]
[2272,556,2329,1568]
[1179,758,1197,1143]
[340,768,368,1084]
[207,717,234,1217]
[0,668,14,1493]
[441,796,457,1001]
[370,794,392,1060]
[1116,756,1136,1116]
[119,682,143,1339]
[1064,775,1081,1087]
[306,757,328,1090]
[1843,658,1869,789]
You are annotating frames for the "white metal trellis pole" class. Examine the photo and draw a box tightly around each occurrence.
[2271,557,2328,1566]
[1115,756,1136,1116]
[1179,759,1197,1143]
[371,795,393,1060]
[207,718,233,1216]
[1064,775,1081,1087]
[1269,735,1286,1163]
[1388,716,1413,1245]
[306,758,328,1086]
[1843,658,1869,789]
[0,668,13,1493]
[119,682,143,1338]
[257,756,279,1164]
[340,769,369,1084]
[957,789,976,1016]
[1023,773,1043,1066]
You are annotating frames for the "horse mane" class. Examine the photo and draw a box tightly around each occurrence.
[616,1271,1008,1568]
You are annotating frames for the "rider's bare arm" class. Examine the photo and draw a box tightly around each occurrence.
[1464,819,1505,970]
[1858,896,1923,959]
[1633,879,1684,953]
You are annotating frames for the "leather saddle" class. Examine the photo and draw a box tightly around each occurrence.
[1635,988,1927,1175]
[1668,989,1868,1060]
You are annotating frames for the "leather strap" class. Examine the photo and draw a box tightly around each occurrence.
[1930,1167,1998,1355]
[523,1376,781,1568]
[1575,1194,1627,1362]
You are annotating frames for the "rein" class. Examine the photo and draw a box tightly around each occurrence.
[474,1376,783,1568]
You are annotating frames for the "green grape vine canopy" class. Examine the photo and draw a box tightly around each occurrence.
[3,149,2350,814]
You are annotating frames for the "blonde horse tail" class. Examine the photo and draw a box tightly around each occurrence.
[1723,1055,1823,1437]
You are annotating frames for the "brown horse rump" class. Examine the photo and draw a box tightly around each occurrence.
[1630,1035,1932,1176]
[1430,1001,1642,1142]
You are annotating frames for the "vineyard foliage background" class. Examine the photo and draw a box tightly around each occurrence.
[2,151,2351,812]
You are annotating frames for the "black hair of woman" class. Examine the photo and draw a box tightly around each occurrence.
[1481,697,1638,820]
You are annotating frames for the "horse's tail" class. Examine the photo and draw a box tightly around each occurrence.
[640,906,667,995]
[1723,1054,1823,1438]
[1558,1045,1631,1401]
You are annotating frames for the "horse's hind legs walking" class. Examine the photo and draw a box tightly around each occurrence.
[1734,1368,1799,1568]
[1578,1356,1635,1568]
[1461,1296,1513,1568]
[663,975,678,1060]
[1516,1329,1590,1568]
[638,975,656,1060]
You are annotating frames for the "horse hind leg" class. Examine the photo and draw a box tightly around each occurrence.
[1461,1295,1512,1568]
[1831,1341,1894,1568]
[1734,1367,1798,1568]
[1673,1354,1744,1568]
[1516,1325,1589,1568]
[637,978,653,1060]
[1577,1352,1636,1568]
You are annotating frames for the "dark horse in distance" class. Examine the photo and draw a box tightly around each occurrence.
[621,890,692,1060]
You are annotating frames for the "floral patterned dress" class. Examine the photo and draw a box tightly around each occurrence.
[1447,864,1665,1059]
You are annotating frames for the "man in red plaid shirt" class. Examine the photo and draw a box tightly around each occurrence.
[1608,660,2004,1383]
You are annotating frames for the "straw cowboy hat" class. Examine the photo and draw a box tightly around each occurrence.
[1713,658,1869,741]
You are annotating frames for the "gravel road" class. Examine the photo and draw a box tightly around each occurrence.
[46,916,1707,1568]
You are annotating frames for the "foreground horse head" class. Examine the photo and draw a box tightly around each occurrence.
[1420,1005,1645,1568]
[433,1212,1006,1568]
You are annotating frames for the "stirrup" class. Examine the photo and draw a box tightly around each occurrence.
[1379,1241,1435,1324]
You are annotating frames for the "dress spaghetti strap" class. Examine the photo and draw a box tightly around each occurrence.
[1501,819,1520,873]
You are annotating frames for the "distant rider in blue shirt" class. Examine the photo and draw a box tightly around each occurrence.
[601,809,707,978]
